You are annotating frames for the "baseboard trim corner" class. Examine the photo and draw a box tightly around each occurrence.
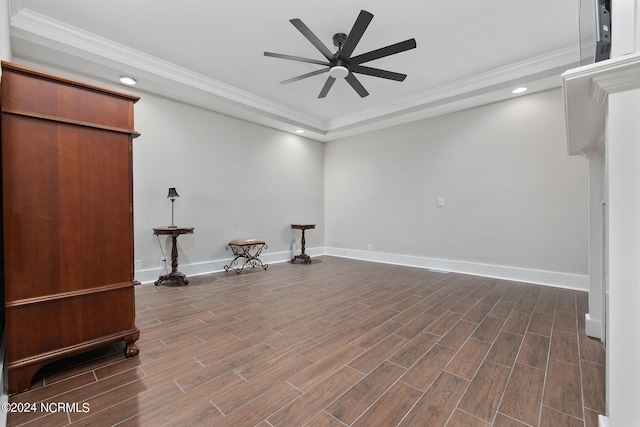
[599,414,609,427]
[585,313,603,339]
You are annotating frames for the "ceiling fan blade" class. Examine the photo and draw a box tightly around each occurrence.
[350,38,417,65]
[318,76,336,98]
[290,18,334,61]
[350,65,407,82]
[280,68,330,84]
[345,73,369,98]
[264,52,330,67]
[338,10,374,62]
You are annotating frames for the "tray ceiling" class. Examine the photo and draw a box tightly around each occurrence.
[7,0,586,141]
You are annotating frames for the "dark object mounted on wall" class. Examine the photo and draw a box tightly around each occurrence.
[595,0,611,62]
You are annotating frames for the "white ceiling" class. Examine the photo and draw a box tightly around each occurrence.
[7,0,586,141]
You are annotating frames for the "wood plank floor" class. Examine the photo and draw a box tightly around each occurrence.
[7,256,605,426]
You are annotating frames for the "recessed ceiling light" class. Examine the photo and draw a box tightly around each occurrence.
[512,87,527,94]
[119,76,137,86]
[295,129,305,134]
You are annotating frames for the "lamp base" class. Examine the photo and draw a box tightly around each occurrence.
[167,225,178,228]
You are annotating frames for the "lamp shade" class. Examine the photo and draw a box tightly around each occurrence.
[167,187,180,199]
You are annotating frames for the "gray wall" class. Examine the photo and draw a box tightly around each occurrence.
[325,88,588,280]
[9,59,590,287]
[132,92,325,277]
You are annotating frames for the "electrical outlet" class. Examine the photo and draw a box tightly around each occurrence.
[161,257,167,267]
[367,244,373,251]
[134,260,142,270]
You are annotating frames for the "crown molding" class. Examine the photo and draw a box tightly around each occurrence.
[329,44,581,130]
[10,3,581,142]
[321,47,579,140]
[9,8,327,130]
[563,51,640,156]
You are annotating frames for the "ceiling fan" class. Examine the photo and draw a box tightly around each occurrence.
[264,10,417,98]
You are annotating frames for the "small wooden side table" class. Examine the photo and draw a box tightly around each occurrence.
[291,224,315,263]
[153,226,194,285]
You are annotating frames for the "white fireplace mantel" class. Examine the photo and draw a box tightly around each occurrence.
[564,51,640,155]
[563,51,640,426]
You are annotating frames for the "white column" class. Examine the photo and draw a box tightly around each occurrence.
[0,2,10,419]
[606,86,640,426]
[563,52,640,427]
[610,0,640,57]
[583,150,605,340]
[0,0,11,62]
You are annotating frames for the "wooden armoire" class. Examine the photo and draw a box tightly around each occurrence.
[0,61,140,394]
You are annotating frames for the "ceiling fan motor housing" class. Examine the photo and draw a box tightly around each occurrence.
[333,33,348,48]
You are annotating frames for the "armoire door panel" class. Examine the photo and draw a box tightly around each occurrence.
[2,115,133,301]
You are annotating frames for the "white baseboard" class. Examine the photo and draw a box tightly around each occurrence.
[136,247,588,291]
[324,247,589,291]
[134,247,325,285]
[585,313,603,339]
[599,414,609,427]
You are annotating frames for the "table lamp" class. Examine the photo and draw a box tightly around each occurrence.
[167,187,179,228]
